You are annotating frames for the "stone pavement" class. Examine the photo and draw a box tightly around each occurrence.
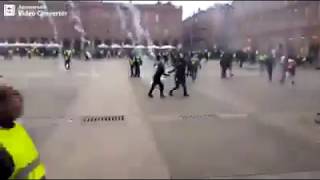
[1,57,320,178]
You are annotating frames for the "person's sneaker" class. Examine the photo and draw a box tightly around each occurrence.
[184,94,190,97]
[148,94,153,98]
[160,95,166,98]
[291,81,295,85]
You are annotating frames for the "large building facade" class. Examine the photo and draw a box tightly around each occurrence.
[231,1,320,58]
[0,1,182,48]
[182,4,234,51]
[183,1,320,63]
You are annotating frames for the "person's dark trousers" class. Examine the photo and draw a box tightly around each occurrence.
[192,68,198,81]
[221,66,227,78]
[239,60,244,68]
[266,64,273,81]
[148,79,164,97]
[135,65,140,77]
[170,79,188,96]
[65,59,71,70]
[130,65,135,77]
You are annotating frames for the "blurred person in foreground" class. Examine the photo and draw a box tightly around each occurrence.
[0,85,46,179]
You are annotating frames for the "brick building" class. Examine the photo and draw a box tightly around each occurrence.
[231,1,320,59]
[0,1,182,49]
[182,4,234,51]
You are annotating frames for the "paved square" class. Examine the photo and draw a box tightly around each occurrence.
[1,57,320,178]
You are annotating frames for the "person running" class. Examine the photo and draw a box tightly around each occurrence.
[148,58,170,98]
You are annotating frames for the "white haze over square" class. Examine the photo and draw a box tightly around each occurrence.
[103,1,232,20]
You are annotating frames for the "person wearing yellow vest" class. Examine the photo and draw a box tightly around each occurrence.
[0,85,46,179]
[63,49,72,70]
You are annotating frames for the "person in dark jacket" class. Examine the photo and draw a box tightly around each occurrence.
[148,59,170,98]
[129,53,135,77]
[220,51,233,79]
[169,54,189,97]
[265,54,275,82]
[133,55,142,78]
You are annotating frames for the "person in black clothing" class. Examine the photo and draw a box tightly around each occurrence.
[163,53,169,65]
[148,59,170,98]
[27,48,32,59]
[129,53,135,77]
[220,51,233,79]
[169,54,189,97]
[265,54,274,82]
[0,145,15,179]
[186,54,193,77]
[133,55,142,77]
[156,53,161,62]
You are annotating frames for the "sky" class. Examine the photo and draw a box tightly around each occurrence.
[103,1,232,20]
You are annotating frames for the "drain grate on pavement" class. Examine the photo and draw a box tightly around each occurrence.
[180,114,217,121]
[82,115,125,123]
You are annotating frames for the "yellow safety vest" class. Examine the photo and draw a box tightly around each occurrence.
[0,122,46,179]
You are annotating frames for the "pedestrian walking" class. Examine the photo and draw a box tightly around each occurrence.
[190,55,201,82]
[220,51,233,78]
[287,57,297,85]
[265,54,274,82]
[133,55,142,78]
[129,53,135,77]
[280,55,288,84]
[63,49,72,70]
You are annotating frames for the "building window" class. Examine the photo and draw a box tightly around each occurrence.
[164,29,169,36]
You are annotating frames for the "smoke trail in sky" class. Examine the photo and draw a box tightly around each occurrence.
[38,0,58,41]
[67,0,86,42]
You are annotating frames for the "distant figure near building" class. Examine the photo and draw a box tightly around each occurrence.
[287,57,297,85]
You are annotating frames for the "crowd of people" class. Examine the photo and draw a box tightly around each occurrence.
[126,49,208,98]
[219,47,299,85]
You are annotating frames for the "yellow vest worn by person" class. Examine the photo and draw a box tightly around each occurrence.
[0,122,46,179]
